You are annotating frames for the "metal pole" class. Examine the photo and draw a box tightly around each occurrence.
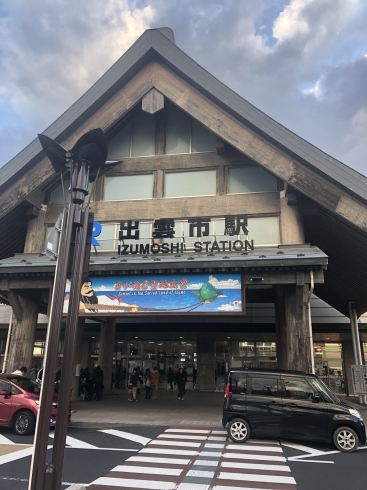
[48,207,91,490]
[2,310,13,373]
[28,205,75,490]
[349,302,365,405]
[308,271,315,374]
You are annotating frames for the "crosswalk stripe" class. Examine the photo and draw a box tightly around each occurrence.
[158,434,207,440]
[226,444,283,452]
[223,452,286,462]
[218,471,296,484]
[165,429,210,434]
[90,477,175,489]
[140,448,199,456]
[99,429,151,446]
[112,464,183,475]
[0,434,15,445]
[148,440,201,447]
[48,432,97,449]
[208,436,227,441]
[187,469,215,478]
[127,456,192,465]
[221,461,291,471]
[177,484,210,490]
[212,487,278,490]
[211,431,227,435]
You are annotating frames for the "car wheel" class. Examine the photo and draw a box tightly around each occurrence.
[227,418,250,443]
[333,426,359,452]
[13,410,35,436]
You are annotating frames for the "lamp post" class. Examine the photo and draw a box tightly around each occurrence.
[28,129,118,490]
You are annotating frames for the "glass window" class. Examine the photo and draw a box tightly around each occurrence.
[50,179,94,204]
[10,377,41,394]
[165,169,216,197]
[248,216,279,245]
[283,377,314,400]
[257,342,277,358]
[250,376,280,397]
[310,378,339,404]
[230,372,247,394]
[131,111,156,157]
[228,166,278,193]
[105,174,154,200]
[191,119,216,152]
[0,379,9,391]
[107,123,131,158]
[97,223,117,251]
[166,101,191,154]
[239,342,255,357]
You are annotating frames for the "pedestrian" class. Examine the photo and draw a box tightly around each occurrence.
[92,365,104,401]
[182,367,188,394]
[114,364,121,388]
[11,366,27,376]
[136,366,143,395]
[128,367,140,402]
[144,369,152,399]
[167,367,175,390]
[176,368,185,400]
[150,367,159,399]
[30,364,38,381]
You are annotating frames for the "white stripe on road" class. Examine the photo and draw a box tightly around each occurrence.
[208,436,226,441]
[90,477,175,489]
[48,432,97,449]
[99,429,151,446]
[140,448,199,456]
[221,461,290,471]
[158,434,207,440]
[165,429,210,434]
[0,445,52,466]
[211,431,227,435]
[226,444,282,452]
[127,456,191,465]
[0,434,15,445]
[223,452,286,462]
[213,487,274,490]
[177,484,210,490]
[187,469,215,478]
[218,471,296,484]
[112,465,183,476]
[193,460,219,466]
[149,440,201,447]
[200,451,222,457]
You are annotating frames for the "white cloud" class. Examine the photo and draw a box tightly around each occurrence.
[209,276,241,289]
[302,78,324,100]
[273,0,313,42]
[218,301,242,311]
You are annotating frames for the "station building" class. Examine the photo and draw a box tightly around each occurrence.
[0,28,366,398]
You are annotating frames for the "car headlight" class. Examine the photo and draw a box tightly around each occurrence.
[349,408,363,420]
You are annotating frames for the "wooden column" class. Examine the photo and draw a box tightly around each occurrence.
[274,284,312,372]
[196,336,215,390]
[71,317,85,401]
[7,291,40,373]
[279,190,305,244]
[24,205,47,253]
[98,318,116,393]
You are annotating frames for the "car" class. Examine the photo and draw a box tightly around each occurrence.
[0,374,63,436]
[222,368,366,453]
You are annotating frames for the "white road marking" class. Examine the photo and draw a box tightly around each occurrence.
[0,434,15,445]
[90,477,175,489]
[158,434,207,440]
[48,432,97,449]
[0,477,87,486]
[204,443,225,448]
[99,429,151,446]
[193,459,219,466]
[208,436,227,441]
[213,487,273,490]
[218,471,296,484]
[281,441,325,456]
[140,448,199,456]
[148,440,201,447]
[112,464,183,476]
[223,452,286,462]
[177,484,210,490]
[200,451,222,457]
[0,445,52,465]
[226,444,282,452]
[221,461,290,471]
[127,456,191,465]
[211,430,227,435]
[187,469,215,478]
[165,429,210,434]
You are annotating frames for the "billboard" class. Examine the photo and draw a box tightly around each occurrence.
[63,273,243,316]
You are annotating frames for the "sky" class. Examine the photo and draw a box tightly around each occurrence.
[1,0,367,174]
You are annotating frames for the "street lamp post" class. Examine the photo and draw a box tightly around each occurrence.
[28,129,118,490]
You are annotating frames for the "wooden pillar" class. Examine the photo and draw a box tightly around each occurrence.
[71,318,85,401]
[24,205,47,253]
[279,190,305,244]
[98,318,116,393]
[196,336,215,390]
[274,284,312,372]
[7,291,40,373]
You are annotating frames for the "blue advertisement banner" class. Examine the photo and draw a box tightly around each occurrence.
[63,273,243,316]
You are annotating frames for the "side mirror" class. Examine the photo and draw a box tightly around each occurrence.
[0,389,11,399]
[312,393,321,403]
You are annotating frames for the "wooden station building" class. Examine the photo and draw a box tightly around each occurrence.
[0,28,366,397]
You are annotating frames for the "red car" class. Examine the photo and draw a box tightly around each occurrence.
[0,374,60,436]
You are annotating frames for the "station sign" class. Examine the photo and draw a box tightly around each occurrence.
[63,273,244,316]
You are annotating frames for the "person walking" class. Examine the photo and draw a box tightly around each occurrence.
[182,367,188,395]
[144,369,152,399]
[150,367,159,399]
[175,367,185,400]
[114,364,121,388]
[167,367,175,390]
[128,367,140,402]
[92,366,104,401]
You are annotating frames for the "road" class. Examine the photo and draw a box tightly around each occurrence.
[0,425,366,489]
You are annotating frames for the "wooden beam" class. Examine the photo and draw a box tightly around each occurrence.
[142,88,164,114]
[151,63,367,234]
[0,277,52,290]
[0,63,156,221]
[45,192,280,223]
[7,290,23,321]
[25,189,45,209]
[24,205,47,253]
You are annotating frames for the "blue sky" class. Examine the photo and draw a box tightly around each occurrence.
[1,0,366,174]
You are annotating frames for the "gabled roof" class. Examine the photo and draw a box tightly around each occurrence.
[1,27,367,202]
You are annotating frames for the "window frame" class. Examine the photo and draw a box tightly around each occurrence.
[248,375,281,398]
[281,376,315,401]
[225,164,279,195]
[103,172,155,201]
[163,167,218,198]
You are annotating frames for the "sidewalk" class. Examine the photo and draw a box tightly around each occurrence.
[70,388,224,427]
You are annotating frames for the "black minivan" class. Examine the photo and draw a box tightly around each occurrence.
[222,368,366,452]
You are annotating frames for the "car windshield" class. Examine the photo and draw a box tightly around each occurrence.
[10,377,41,394]
[311,377,340,404]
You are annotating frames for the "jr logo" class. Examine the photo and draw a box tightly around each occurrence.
[92,221,102,246]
